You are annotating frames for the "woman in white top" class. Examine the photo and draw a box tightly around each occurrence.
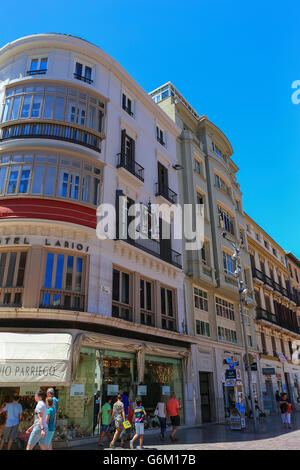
[155,397,167,440]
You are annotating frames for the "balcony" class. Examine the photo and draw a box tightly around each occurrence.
[0,121,102,152]
[252,267,294,300]
[251,267,264,283]
[116,154,144,182]
[73,73,93,84]
[27,69,47,76]
[117,235,182,269]
[256,307,300,335]
[155,183,177,204]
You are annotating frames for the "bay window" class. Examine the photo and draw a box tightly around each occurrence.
[0,152,102,206]
[1,83,104,133]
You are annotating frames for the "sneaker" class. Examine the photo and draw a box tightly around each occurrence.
[137,446,145,449]
[130,440,134,449]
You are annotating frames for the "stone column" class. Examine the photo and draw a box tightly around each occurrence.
[23,245,43,308]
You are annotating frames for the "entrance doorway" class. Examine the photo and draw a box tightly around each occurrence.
[265,379,276,413]
[199,372,212,422]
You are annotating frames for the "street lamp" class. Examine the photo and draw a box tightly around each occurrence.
[222,231,258,432]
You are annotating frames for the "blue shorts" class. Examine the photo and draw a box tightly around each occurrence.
[45,430,55,447]
[27,426,48,447]
[135,422,144,435]
[101,425,110,432]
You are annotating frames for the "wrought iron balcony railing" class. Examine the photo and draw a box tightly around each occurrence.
[155,183,177,204]
[73,73,93,84]
[116,154,144,182]
[0,121,102,152]
[27,69,47,75]
[256,307,300,335]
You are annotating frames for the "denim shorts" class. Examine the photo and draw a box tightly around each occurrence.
[135,422,144,435]
[44,430,55,447]
[101,425,110,432]
[27,426,48,447]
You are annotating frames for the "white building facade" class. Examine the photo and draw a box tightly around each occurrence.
[0,34,196,445]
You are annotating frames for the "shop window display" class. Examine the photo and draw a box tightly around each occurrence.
[142,356,184,424]
[54,347,98,442]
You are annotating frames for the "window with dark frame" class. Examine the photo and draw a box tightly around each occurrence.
[112,268,132,321]
[161,286,176,331]
[0,250,27,306]
[140,279,154,326]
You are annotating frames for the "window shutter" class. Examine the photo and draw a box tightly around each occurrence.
[121,129,126,162]
[122,94,126,110]
[130,137,135,166]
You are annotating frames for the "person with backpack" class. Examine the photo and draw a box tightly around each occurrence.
[130,400,147,450]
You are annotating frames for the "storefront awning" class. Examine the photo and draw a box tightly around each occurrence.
[0,333,74,386]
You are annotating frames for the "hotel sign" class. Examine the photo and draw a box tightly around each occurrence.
[0,237,89,252]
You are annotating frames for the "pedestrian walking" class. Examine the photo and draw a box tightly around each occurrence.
[120,391,131,443]
[109,393,125,449]
[45,397,56,450]
[130,400,147,450]
[46,388,58,450]
[0,395,22,450]
[155,397,167,441]
[98,398,112,447]
[26,390,48,450]
[280,393,292,429]
[167,393,180,442]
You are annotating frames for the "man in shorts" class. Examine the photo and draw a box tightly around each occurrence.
[0,396,22,450]
[167,393,180,442]
[98,398,112,447]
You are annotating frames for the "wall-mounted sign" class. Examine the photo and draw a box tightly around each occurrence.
[100,285,111,294]
[70,384,85,397]
[0,237,89,252]
[225,369,237,380]
[107,384,119,396]
[137,385,147,396]
[162,386,170,396]
[262,368,275,375]
[19,386,37,396]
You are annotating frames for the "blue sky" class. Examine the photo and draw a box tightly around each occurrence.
[1,0,299,257]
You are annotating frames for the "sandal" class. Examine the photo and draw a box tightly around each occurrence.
[109,443,115,449]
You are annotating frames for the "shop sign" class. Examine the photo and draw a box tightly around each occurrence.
[137,385,147,396]
[107,384,119,396]
[162,386,170,396]
[225,369,237,380]
[262,368,275,375]
[0,361,69,384]
[70,384,85,397]
[19,386,37,396]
